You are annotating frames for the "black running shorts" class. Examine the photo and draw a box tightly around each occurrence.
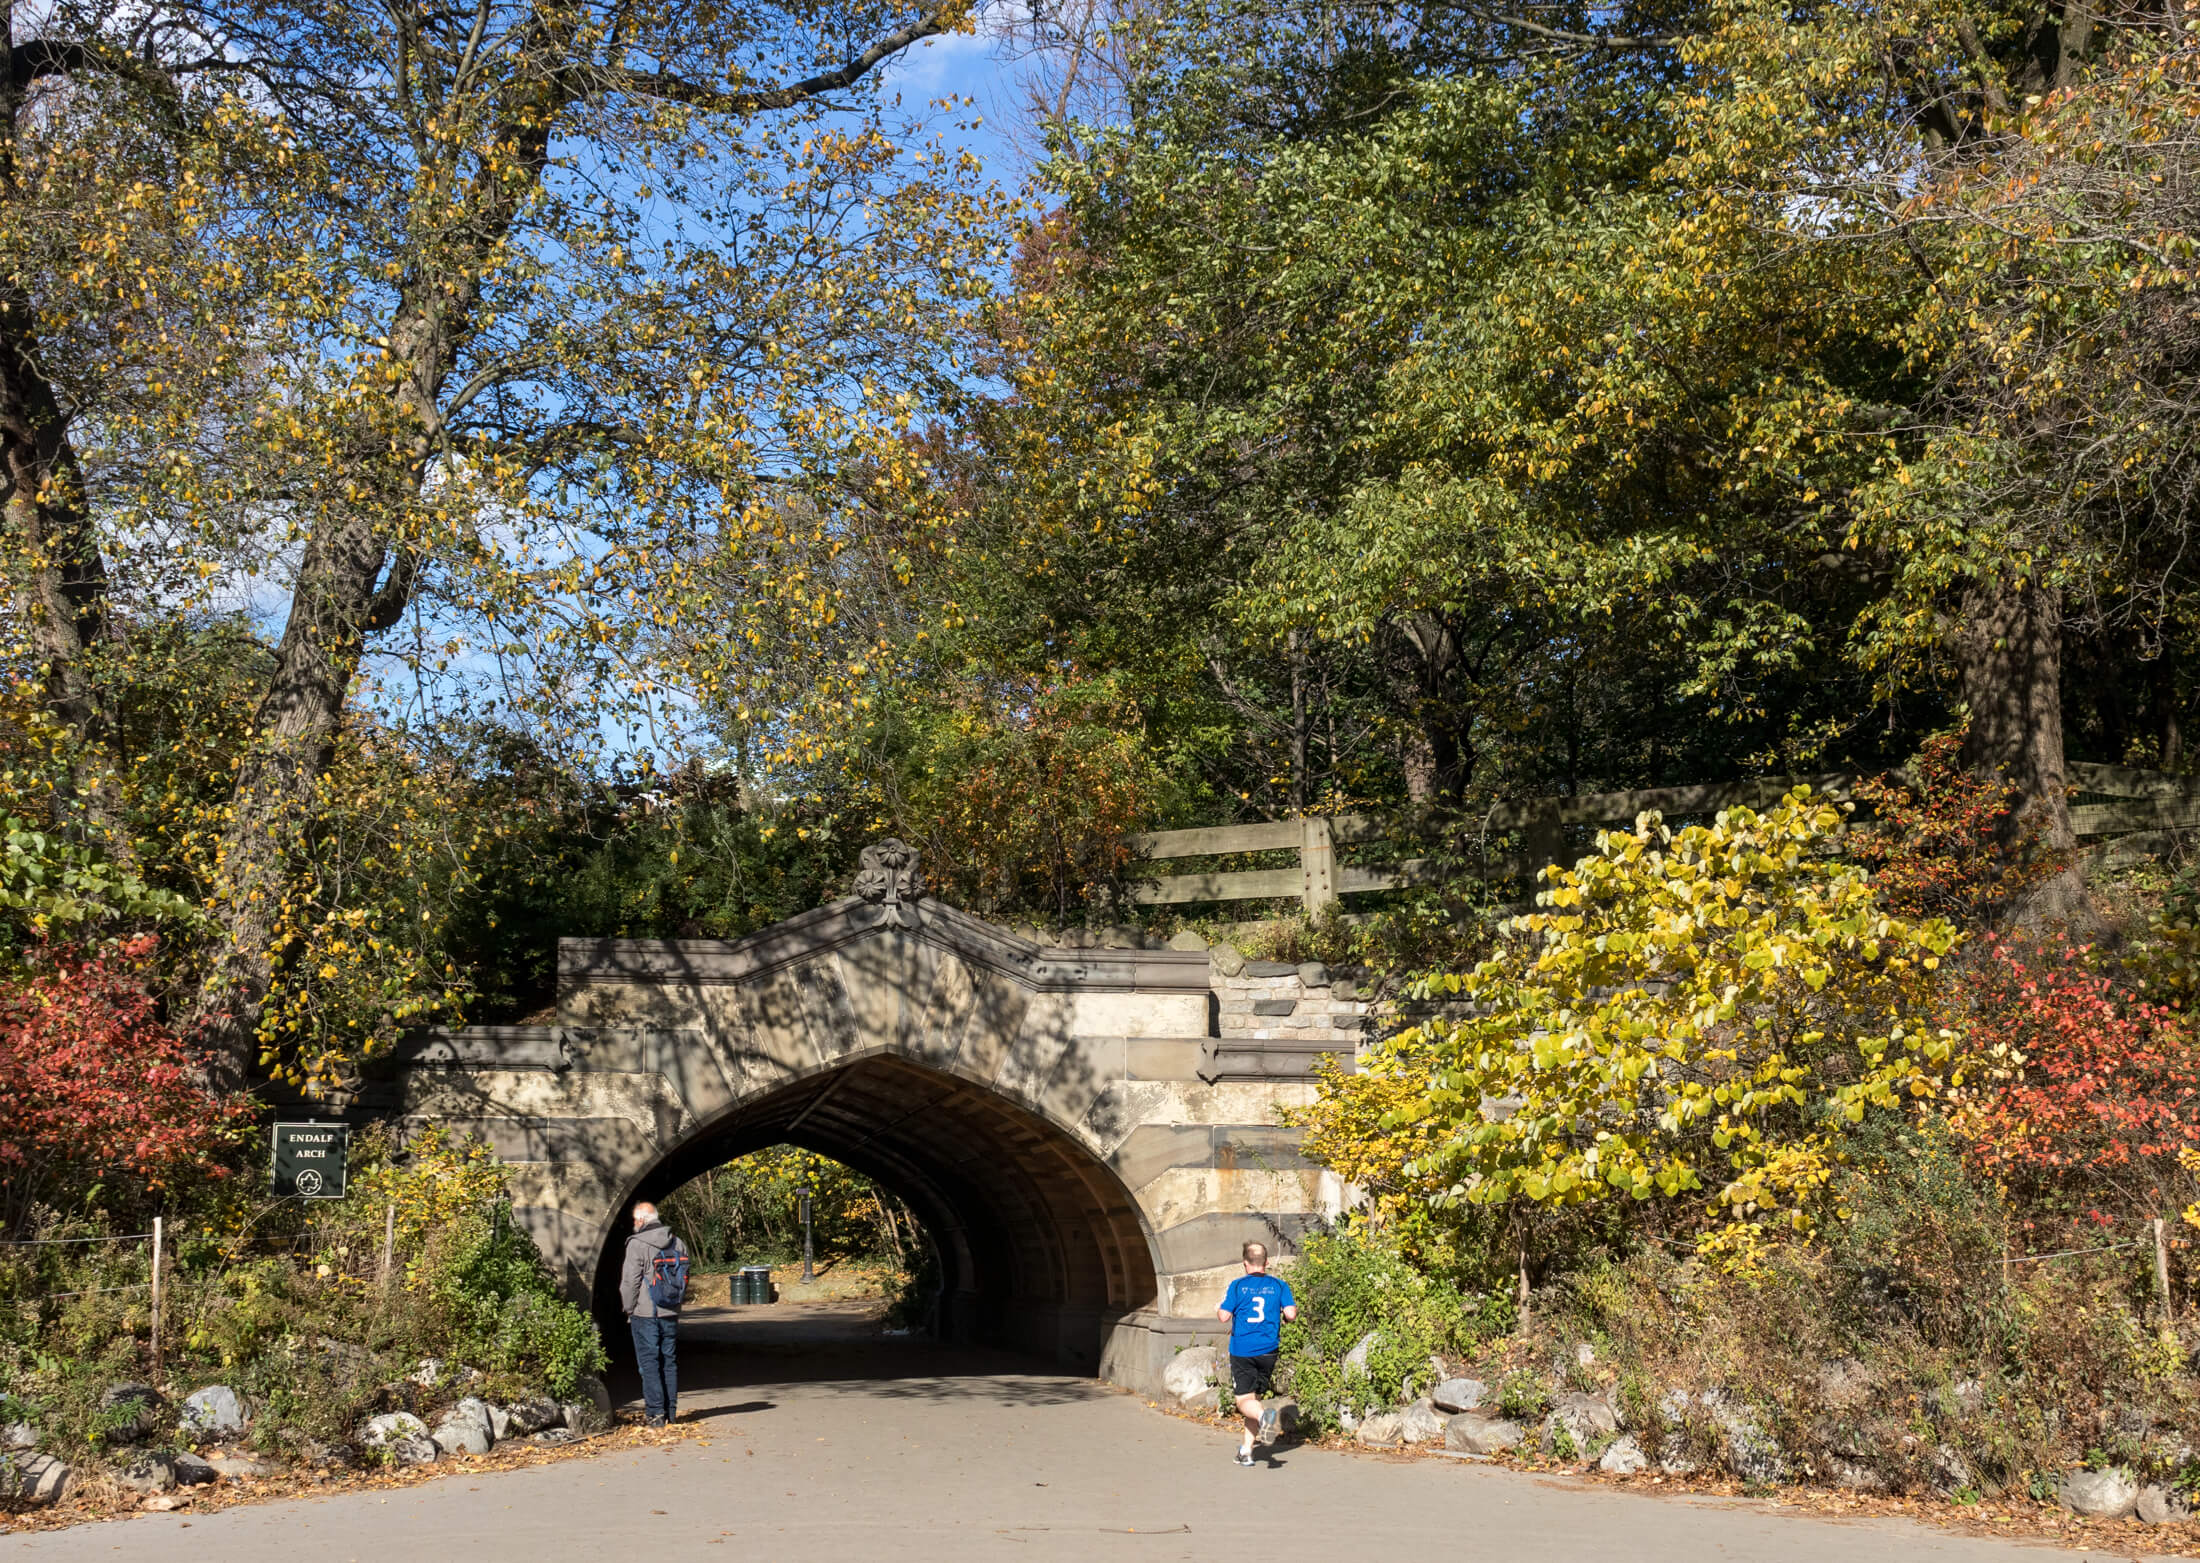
[1229,1352,1278,1398]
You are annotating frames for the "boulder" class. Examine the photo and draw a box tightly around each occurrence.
[180,1386,249,1441]
[0,1452,69,1507]
[1704,1391,1785,1485]
[2108,1405,2152,1439]
[500,1398,564,1437]
[360,1410,431,1449]
[1297,962,1329,988]
[1598,1435,1648,1476]
[1342,1330,1381,1376]
[298,1440,357,1470]
[1824,1455,1886,1492]
[1927,1443,1973,1495]
[1814,1359,1870,1409]
[171,1454,219,1487]
[1166,930,1208,952]
[574,1374,612,1423]
[2059,1468,2140,1519]
[97,1383,161,1445]
[1574,1342,1597,1368]
[532,1428,580,1446]
[432,1400,495,1457]
[2,1421,36,1450]
[1210,944,1247,978]
[408,1358,446,1388]
[392,1435,438,1466]
[1444,1414,1524,1455]
[205,1455,280,1480]
[1163,1346,1220,1412]
[561,1397,609,1435]
[432,1422,490,1457]
[1398,1399,1447,1445]
[1356,1411,1404,1446]
[118,1451,178,1494]
[2138,1484,2195,1525]
[139,1493,188,1513]
[1543,1392,1620,1456]
[1431,1378,1487,1415]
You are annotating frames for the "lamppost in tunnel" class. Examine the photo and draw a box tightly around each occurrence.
[799,1183,814,1283]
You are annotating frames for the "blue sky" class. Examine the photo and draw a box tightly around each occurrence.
[878,18,1040,191]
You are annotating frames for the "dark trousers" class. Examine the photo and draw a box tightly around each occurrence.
[629,1314,678,1421]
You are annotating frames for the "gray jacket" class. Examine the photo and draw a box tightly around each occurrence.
[620,1221,682,1317]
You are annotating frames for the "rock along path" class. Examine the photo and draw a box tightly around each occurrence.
[2,1302,2167,1562]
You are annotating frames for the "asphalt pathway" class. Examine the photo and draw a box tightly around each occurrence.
[5,1302,2167,1562]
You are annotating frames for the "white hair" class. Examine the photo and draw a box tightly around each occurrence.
[633,1201,659,1221]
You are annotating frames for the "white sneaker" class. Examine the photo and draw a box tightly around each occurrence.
[1258,1406,1282,1445]
[1234,1448,1255,1467]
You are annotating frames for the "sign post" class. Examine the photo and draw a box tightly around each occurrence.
[271,1122,351,1200]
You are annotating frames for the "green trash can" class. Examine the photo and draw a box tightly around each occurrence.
[739,1265,771,1305]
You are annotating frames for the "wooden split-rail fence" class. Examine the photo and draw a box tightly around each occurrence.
[1125,761,2200,916]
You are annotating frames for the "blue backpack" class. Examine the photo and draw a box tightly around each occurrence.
[647,1238,689,1309]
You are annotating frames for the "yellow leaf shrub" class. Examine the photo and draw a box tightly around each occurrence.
[1353,791,1963,1257]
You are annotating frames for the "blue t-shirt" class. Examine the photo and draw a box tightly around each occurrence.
[1220,1272,1294,1357]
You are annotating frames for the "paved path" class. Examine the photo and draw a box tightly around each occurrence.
[5,1304,2161,1562]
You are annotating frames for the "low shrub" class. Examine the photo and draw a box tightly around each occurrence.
[0,1125,605,1463]
[1275,1226,1508,1431]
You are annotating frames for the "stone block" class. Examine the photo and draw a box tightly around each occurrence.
[1070,991,1209,1038]
[1125,1039,1203,1080]
[1251,1000,1296,1016]
[1246,962,1298,977]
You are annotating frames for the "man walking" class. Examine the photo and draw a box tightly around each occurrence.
[620,1201,689,1427]
[1216,1239,1296,1466]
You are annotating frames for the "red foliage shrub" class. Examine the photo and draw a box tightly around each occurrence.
[1848,731,2060,926]
[1950,932,2200,1224]
[0,940,252,1238]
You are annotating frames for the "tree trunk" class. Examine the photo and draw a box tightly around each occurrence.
[1956,576,2080,919]
[0,44,131,855]
[189,507,405,1080]
[0,293,131,842]
[1957,576,2071,848]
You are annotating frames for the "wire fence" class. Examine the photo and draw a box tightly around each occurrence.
[0,1220,168,1377]
[2,1200,408,1387]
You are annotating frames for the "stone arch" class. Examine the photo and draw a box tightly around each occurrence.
[593,1048,1162,1365]
[385,856,1357,1391]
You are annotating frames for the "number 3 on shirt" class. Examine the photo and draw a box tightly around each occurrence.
[1243,1292,1266,1326]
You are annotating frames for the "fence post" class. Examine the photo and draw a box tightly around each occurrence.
[2155,1217,2174,1321]
[379,1201,396,1288]
[1300,816,1336,918]
[149,1216,163,1386]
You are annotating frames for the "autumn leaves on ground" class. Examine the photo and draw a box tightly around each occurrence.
[9,0,2200,1547]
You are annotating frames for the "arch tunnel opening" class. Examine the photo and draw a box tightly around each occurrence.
[589,1052,1162,1372]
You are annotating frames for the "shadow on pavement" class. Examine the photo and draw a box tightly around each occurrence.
[606,1300,1115,1413]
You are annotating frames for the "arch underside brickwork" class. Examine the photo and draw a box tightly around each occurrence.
[602,1051,1160,1365]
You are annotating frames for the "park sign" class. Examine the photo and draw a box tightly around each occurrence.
[271,1122,350,1200]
